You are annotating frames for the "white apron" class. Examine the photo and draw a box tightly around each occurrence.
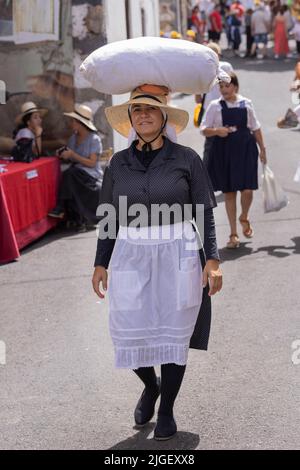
[108,221,203,369]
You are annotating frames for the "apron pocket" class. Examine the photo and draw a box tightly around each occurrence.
[109,270,142,312]
[177,257,202,310]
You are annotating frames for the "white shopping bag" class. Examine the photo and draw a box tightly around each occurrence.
[293,162,300,183]
[262,165,289,213]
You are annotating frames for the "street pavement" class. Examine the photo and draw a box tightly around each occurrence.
[1,55,300,450]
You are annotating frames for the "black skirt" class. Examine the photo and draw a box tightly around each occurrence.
[59,165,102,224]
[189,249,211,350]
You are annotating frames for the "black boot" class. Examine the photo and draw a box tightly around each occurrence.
[48,205,65,219]
[154,414,177,441]
[153,363,186,439]
[134,377,161,427]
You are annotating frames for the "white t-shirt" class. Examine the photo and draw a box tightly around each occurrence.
[15,128,35,142]
[200,94,261,133]
[290,22,300,42]
[68,132,103,180]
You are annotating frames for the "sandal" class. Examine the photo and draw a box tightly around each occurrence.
[239,217,254,238]
[226,234,240,249]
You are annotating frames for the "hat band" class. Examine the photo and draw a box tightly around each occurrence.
[23,107,39,115]
[131,94,163,104]
[74,110,92,122]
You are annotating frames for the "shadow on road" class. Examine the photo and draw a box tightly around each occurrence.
[219,242,253,262]
[219,236,300,261]
[253,236,300,258]
[20,225,96,255]
[107,422,200,451]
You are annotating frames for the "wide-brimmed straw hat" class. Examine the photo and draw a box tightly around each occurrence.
[16,101,48,124]
[64,104,97,132]
[105,85,189,137]
[186,29,196,39]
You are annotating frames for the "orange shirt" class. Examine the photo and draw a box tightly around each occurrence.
[230,3,245,18]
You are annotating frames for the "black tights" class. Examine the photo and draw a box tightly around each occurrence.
[133,364,186,417]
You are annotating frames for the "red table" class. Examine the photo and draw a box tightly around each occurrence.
[0,157,60,263]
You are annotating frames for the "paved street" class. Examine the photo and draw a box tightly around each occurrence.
[1,56,300,450]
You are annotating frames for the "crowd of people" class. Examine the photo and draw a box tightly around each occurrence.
[184,0,300,59]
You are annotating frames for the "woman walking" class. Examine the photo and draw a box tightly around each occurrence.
[201,72,267,248]
[92,85,222,440]
[273,6,291,59]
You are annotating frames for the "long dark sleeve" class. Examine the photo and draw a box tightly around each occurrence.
[94,221,119,268]
[203,208,219,261]
[94,165,118,268]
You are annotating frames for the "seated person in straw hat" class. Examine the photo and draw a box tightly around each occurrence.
[48,104,103,231]
[277,61,300,128]
[13,101,48,156]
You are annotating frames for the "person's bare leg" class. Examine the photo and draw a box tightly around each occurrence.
[250,42,256,56]
[240,189,253,221]
[224,191,238,235]
[240,190,254,237]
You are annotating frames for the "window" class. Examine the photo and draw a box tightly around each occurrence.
[141,7,146,36]
[0,0,13,40]
[125,0,130,38]
[0,0,60,44]
[0,80,6,104]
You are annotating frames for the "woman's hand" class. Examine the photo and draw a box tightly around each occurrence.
[60,148,74,160]
[203,259,223,296]
[259,147,267,164]
[33,126,43,137]
[216,127,230,138]
[92,266,108,299]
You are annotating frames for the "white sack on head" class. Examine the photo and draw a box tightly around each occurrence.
[80,36,229,95]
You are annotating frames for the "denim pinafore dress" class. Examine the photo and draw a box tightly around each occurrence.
[207,100,259,193]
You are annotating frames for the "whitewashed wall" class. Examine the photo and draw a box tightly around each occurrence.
[128,0,160,38]
[104,0,160,152]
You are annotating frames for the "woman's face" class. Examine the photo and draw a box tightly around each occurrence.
[219,81,238,101]
[130,104,164,139]
[69,118,87,133]
[70,118,80,131]
[28,112,42,129]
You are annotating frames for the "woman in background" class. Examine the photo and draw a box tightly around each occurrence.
[273,6,291,59]
[201,72,267,249]
[48,104,103,232]
[14,101,47,156]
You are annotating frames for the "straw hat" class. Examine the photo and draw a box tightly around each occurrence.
[16,101,48,124]
[64,104,97,131]
[186,29,196,39]
[105,86,189,137]
[170,30,182,39]
[207,42,221,57]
